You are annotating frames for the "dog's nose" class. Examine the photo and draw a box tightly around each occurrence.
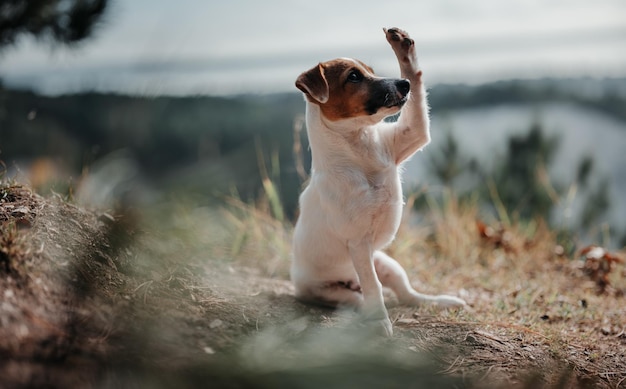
[396,79,410,96]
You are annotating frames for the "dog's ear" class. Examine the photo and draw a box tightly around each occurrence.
[295,63,329,104]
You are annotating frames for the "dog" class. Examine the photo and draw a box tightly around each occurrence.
[291,28,466,337]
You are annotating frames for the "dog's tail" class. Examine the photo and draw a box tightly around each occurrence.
[402,292,467,309]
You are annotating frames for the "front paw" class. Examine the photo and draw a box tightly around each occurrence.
[364,317,394,337]
[383,27,418,73]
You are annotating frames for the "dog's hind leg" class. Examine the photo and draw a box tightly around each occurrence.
[294,280,364,309]
[373,251,466,308]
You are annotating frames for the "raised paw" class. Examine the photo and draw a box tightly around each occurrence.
[383,27,419,76]
[384,27,414,49]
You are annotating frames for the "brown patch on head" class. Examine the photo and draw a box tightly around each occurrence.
[295,63,329,104]
[296,58,410,122]
[296,58,379,121]
[317,59,377,121]
[354,59,375,75]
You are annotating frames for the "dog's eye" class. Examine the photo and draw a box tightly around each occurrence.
[347,70,363,83]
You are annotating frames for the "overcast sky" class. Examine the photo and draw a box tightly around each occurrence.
[1,0,625,95]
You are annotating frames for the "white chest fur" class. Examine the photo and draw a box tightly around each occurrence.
[300,105,404,248]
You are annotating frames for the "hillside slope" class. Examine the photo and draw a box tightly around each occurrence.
[0,183,625,388]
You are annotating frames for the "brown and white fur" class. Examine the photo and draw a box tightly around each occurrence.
[291,28,465,336]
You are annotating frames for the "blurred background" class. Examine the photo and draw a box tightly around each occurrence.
[1,0,625,247]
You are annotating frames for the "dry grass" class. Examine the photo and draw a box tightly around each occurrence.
[390,191,625,387]
[215,187,626,388]
[221,196,292,278]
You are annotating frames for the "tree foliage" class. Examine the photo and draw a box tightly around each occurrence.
[494,122,559,219]
[0,89,307,216]
[0,0,108,47]
[424,120,612,241]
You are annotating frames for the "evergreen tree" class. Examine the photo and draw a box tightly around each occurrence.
[493,122,559,219]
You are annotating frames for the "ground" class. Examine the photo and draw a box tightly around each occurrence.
[0,183,624,388]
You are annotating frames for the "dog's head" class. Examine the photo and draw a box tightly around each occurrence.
[295,58,410,122]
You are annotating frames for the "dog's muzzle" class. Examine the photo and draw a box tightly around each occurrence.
[366,78,411,114]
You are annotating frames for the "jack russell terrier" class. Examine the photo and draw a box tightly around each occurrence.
[291,27,466,337]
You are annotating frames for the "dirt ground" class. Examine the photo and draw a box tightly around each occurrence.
[0,183,624,388]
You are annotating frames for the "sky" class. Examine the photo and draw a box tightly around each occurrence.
[1,0,625,95]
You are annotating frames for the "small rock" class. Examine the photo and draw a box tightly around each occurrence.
[209,319,223,329]
[13,206,29,214]
[601,327,611,336]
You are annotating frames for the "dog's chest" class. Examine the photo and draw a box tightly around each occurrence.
[365,170,397,202]
[355,140,401,207]
[365,169,402,219]
[342,167,403,244]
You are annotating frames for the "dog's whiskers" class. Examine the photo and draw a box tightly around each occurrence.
[384,93,392,106]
